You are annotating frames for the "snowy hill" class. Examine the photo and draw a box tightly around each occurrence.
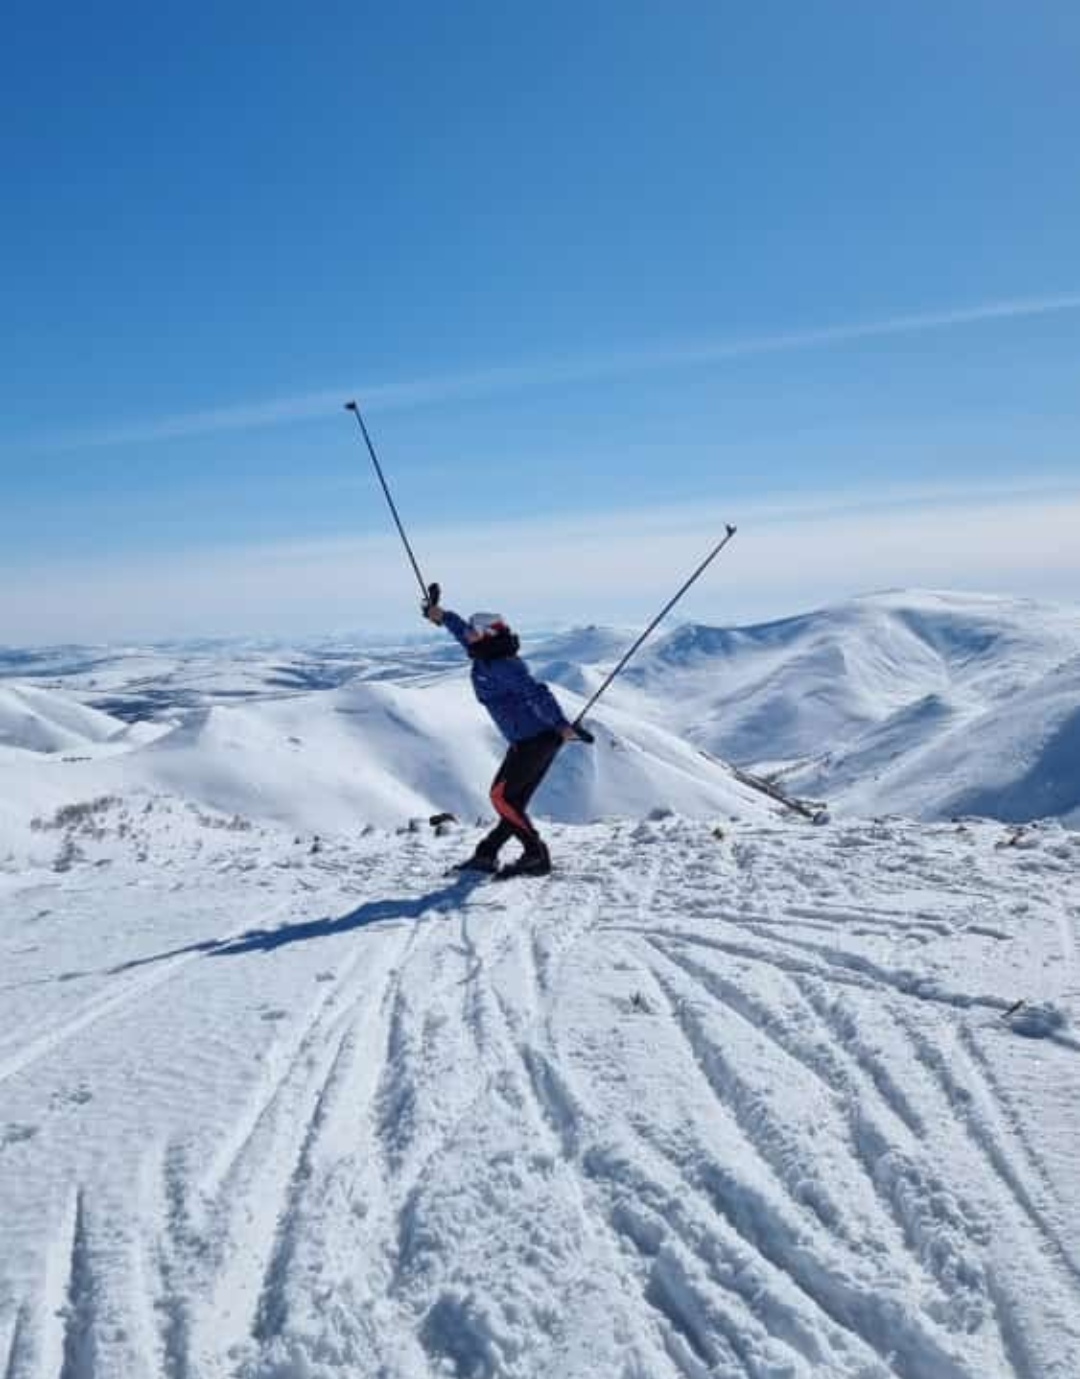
[5,590,1080,839]
[107,675,772,834]
[0,684,124,754]
[0,675,775,874]
[535,591,1080,826]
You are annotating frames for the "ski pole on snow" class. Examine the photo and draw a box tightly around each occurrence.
[573,524,738,730]
[344,400,440,608]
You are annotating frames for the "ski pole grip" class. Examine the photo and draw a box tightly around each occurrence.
[427,582,441,607]
[572,723,595,744]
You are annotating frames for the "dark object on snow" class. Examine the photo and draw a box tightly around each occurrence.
[996,826,1037,850]
[429,812,457,828]
[450,853,499,875]
[726,761,826,821]
[1003,1001,1068,1039]
[495,841,552,880]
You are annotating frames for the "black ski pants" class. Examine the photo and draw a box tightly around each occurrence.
[477,728,562,858]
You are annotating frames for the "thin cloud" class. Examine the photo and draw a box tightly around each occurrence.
[4,477,1078,644]
[16,290,1080,455]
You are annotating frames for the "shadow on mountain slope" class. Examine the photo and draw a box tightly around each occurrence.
[946,706,1080,823]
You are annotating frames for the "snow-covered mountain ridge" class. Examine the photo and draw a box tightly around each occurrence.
[5,589,1080,836]
[535,589,1080,827]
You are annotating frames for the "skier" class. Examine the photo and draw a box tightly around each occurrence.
[423,596,588,877]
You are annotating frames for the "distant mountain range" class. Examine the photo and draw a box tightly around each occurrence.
[531,589,1080,826]
[2,591,1078,864]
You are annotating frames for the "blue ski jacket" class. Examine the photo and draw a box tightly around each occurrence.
[442,610,570,744]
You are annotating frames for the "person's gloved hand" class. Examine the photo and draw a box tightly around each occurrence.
[422,581,444,624]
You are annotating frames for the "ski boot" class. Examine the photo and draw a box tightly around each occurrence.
[495,842,552,881]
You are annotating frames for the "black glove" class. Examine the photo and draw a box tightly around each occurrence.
[421,581,442,621]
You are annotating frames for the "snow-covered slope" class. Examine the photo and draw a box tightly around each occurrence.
[804,652,1080,824]
[0,676,775,873]
[128,674,774,831]
[0,684,124,754]
[6,590,1080,835]
[534,591,1080,826]
[1,806,1077,1378]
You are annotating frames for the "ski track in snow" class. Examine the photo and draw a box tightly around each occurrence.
[1,816,1078,1378]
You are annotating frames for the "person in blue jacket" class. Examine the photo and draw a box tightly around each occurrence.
[424,597,588,877]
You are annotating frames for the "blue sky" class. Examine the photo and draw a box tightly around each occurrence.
[3,1,1079,641]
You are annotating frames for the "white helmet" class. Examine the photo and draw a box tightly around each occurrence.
[468,612,510,636]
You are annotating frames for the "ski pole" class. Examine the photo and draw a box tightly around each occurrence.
[573,524,737,730]
[344,400,440,608]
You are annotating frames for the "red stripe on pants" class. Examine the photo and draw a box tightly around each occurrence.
[491,779,535,838]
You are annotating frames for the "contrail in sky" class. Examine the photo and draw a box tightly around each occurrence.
[19,290,1080,453]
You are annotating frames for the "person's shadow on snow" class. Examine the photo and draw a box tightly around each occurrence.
[210,873,486,958]
[76,875,488,980]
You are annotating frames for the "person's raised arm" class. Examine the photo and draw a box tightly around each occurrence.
[423,596,471,651]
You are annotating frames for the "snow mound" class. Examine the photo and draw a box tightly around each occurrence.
[0,685,123,754]
[92,677,776,834]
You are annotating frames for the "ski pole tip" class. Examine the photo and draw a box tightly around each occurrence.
[726,523,737,537]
